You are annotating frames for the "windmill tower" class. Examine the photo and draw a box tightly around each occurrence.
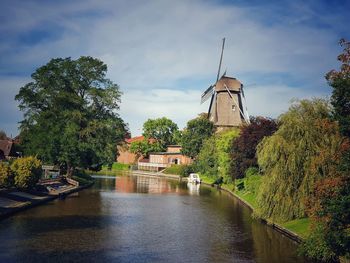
[201,38,250,131]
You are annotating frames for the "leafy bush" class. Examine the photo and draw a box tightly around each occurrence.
[111,162,130,171]
[0,162,14,188]
[11,156,42,189]
[299,223,337,262]
[244,167,261,195]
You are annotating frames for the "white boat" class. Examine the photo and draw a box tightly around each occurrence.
[188,173,201,184]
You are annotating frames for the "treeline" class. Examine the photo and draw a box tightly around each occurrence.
[180,39,350,262]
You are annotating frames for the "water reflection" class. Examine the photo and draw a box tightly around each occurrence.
[187,182,200,195]
[0,174,310,263]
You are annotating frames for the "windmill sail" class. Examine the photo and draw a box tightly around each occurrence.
[201,85,214,104]
[201,38,250,129]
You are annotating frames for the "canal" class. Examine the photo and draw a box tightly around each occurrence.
[0,175,309,262]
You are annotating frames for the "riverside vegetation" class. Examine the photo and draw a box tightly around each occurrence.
[167,39,350,262]
[3,40,349,262]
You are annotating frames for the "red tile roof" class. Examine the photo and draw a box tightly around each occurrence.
[125,136,156,144]
[125,136,145,144]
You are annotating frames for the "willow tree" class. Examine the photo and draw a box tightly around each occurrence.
[16,57,128,175]
[255,98,344,221]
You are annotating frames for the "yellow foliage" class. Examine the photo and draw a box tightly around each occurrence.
[11,156,42,189]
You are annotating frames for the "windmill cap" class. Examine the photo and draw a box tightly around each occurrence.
[215,76,242,92]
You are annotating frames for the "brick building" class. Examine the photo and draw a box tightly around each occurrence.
[138,145,193,172]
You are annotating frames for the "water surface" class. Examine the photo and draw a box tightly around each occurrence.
[0,174,309,262]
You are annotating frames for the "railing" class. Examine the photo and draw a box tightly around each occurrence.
[137,162,168,168]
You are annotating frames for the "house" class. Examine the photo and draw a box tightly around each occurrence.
[117,135,157,165]
[0,139,17,160]
[116,136,145,164]
[138,145,193,172]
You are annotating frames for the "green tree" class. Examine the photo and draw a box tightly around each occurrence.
[181,115,215,158]
[15,57,128,175]
[195,129,239,183]
[216,129,240,183]
[195,136,218,178]
[142,117,179,149]
[11,156,42,189]
[255,98,341,221]
[129,139,163,159]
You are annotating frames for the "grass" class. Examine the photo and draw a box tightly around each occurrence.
[280,218,311,239]
[163,165,184,176]
[199,174,235,192]
[86,162,130,176]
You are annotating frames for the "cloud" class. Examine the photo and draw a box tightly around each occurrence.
[0,0,348,136]
[244,84,330,118]
[120,88,208,135]
[0,77,29,136]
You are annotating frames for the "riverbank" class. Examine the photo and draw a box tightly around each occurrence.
[0,181,94,221]
[199,174,308,243]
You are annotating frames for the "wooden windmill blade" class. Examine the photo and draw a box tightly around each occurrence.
[239,87,250,124]
[213,38,225,122]
[201,85,214,104]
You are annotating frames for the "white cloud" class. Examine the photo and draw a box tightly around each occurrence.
[0,0,345,136]
[120,88,208,136]
[245,84,330,118]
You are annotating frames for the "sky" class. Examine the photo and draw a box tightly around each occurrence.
[0,0,349,137]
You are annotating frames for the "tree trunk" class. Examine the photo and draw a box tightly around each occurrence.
[66,163,74,178]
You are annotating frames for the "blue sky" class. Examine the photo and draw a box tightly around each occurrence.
[0,0,349,137]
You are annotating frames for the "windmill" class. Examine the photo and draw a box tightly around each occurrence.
[201,38,250,130]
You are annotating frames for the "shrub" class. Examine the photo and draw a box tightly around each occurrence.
[244,167,261,195]
[11,156,42,189]
[0,162,14,188]
[299,223,337,262]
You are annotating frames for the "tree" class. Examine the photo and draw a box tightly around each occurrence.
[15,57,128,175]
[194,129,239,183]
[255,99,342,221]
[195,136,218,178]
[216,129,240,183]
[129,139,163,159]
[11,156,42,189]
[300,39,350,261]
[326,38,350,137]
[231,117,277,179]
[181,114,215,158]
[142,117,179,149]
